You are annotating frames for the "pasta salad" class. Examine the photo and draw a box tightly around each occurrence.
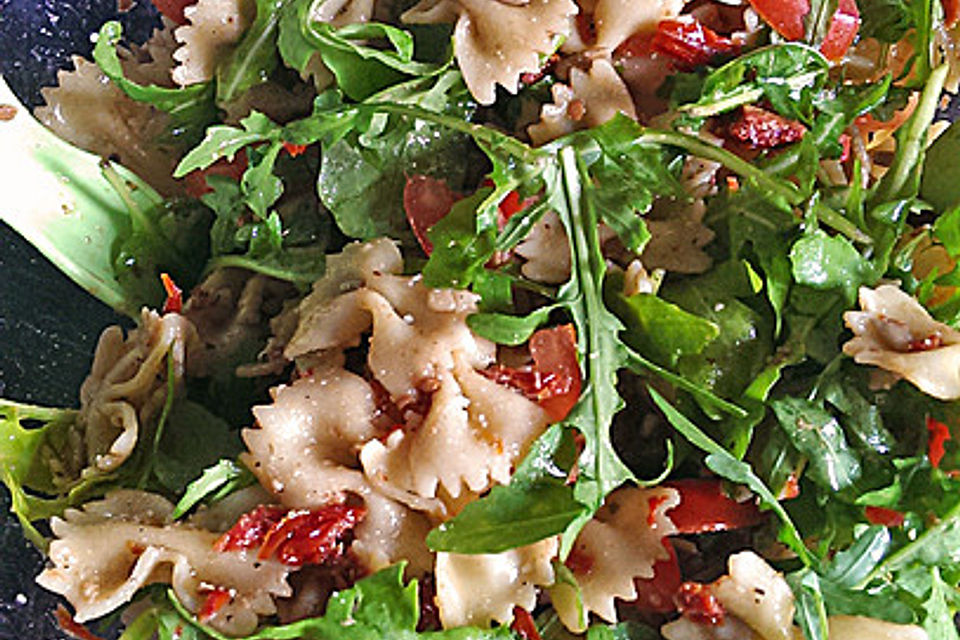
[4,0,960,638]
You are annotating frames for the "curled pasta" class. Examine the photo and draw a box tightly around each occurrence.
[37,491,291,636]
[46,310,198,484]
[402,0,577,105]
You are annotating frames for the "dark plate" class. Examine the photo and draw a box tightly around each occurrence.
[0,1,159,637]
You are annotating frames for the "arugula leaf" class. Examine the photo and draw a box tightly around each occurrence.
[859,0,915,42]
[279,0,446,101]
[678,44,829,122]
[922,119,960,212]
[318,73,476,244]
[151,401,244,493]
[467,305,558,346]
[216,0,285,105]
[93,21,217,145]
[823,525,891,587]
[933,205,960,257]
[771,397,862,492]
[871,63,948,205]
[172,459,251,519]
[174,112,279,177]
[923,567,960,640]
[794,570,829,640]
[789,229,874,301]
[663,261,774,404]
[0,77,201,316]
[649,388,815,566]
[0,401,88,547]
[422,189,498,288]
[607,289,719,368]
[427,425,585,553]
[170,564,517,640]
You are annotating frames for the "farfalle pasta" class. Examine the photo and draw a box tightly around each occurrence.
[9,0,960,636]
[402,0,577,105]
[37,491,291,636]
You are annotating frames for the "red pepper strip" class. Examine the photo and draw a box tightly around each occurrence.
[198,587,232,622]
[928,416,952,469]
[282,142,310,157]
[160,272,183,314]
[55,605,107,640]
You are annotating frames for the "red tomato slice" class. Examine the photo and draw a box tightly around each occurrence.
[748,0,808,40]
[483,325,583,422]
[651,17,738,70]
[529,325,582,422]
[749,0,859,61]
[819,0,860,61]
[403,175,460,255]
[150,0,195,25]
[864,506,905,527]
[632,540,682,613]
[182,150,248,198]
[945,0,960,27]
[663,478,765,533]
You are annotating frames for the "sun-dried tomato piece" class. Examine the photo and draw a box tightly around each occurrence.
[214,504,287,552]
[651,17,738,70]
[258,504,365,566]
[676,582,726,625]
[725,106,806,149]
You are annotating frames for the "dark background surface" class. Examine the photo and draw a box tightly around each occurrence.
[0,0,158,637]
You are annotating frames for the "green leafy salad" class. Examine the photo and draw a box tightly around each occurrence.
[6,0,960,638]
